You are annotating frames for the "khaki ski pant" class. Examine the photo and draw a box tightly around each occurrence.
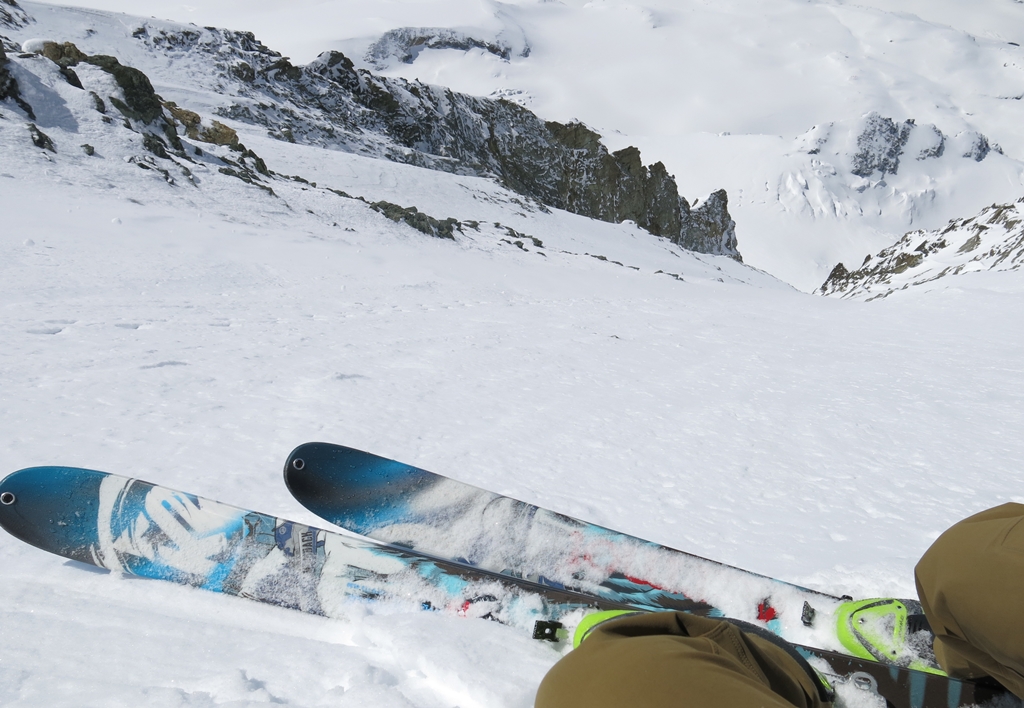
[534,612,829,708]
[915,502,1024,698]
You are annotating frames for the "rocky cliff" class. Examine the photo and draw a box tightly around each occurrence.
[124,25,738,258]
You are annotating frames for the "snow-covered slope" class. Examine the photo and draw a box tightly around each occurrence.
[5,2,742,259]
[2,2,1024,707]
[26,0,1024,289]
[820,197,1024,299]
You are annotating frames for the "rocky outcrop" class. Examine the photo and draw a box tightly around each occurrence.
[812,112,1000,179]
[688,190,739,258]
[165,102,240,147]
[81,54,164,124]
[369,201,460,240]
[125,26,738,257]
[365,27,526,70]
[819,197,1024,299]
[850,113,914,177]
[0,39,34,118]
[24,41,187,158]
[28,122,54,151]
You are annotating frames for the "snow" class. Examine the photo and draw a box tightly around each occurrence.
[26,0,1024,289]
[1,1,1024,706]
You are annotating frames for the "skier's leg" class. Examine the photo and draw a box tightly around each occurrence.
[915,502,1024,698]
[534,612,831,708]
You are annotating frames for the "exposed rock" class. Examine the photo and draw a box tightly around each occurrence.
[823,262,850,284]
[365,27,525,70]
[28,123,54,151]
[229,60,254,82]
[125,28,737,255]
[165,102,200,131]
[82,54,163,124]
[59,66,82,89]
[89,90,106,113]
[310,51,737,255]
[851,113,914,177]
[0,40,34,118]
[819,197,1024,299]
[688,190,740,259]
[127,28,737,256]
[40,41,87,67]
[142,132,170,158]
[81,143,94,156]
[844,113,996,178]
[0,0,30,30]
[961,132,993,161]
[370,200,460,240]
[198,120,238,146]
[63,51,189,156]
[166,102,240,146]
[915,124,945,160]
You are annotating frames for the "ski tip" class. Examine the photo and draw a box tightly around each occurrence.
[282,441,337,498]
[283,443,437,526]
[283,442,414,496]
[0,466,106,557]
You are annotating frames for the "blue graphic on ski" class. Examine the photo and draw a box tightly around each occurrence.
[282,442,841,639]
[0,466,640,628]
[281,442,1020,708]
[0,465,1013,708]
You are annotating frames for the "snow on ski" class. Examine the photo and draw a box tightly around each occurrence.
[0,466,630,631]
[0,463,1014,708]
[282,443,851,645]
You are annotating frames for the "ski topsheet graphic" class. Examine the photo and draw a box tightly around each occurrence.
[282,442,847,644]
[0,464,1015,708]
[0,466,630,626]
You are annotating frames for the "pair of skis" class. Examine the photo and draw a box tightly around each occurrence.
[0,443,1014,708]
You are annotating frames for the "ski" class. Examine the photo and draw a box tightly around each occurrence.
[0,465,1014,708]
[281,442,1018,708]
[282,442,847,645]
[0,466,638,629]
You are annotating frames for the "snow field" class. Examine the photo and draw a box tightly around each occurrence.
[3,148,1023,704]
[2,1,1024,705]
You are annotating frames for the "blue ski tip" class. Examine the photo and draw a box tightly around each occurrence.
[0,466,107,564]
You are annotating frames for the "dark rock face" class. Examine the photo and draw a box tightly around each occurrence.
[365,27,525,70]
[818,198,1024,299]
[131,28,738,256]
[41,41,87,67]
[0,39,34,118]
[125,27,738,256]
[28,123,55,151]
[81,55,164,124]
[851,113,914,177]
[687,190,740,258]
[24,41,187,156]
[848,113,997,178]
[962,133,991,162]
[917,125,945,160]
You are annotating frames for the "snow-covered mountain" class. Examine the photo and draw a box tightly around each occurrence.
[29,0,1024,290]
[2,1,1024,707]
[13,0,1024,289]
[819,197,1024,299]
[2,2,743,260]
